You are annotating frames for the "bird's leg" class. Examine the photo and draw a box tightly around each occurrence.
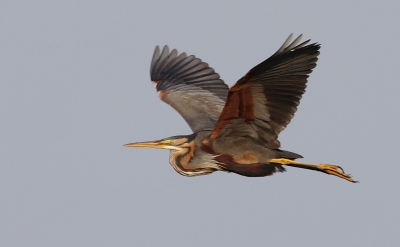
[268,158,357,183]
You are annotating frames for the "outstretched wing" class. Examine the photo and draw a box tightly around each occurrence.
[210,34,321,148]
[150,46,229,133]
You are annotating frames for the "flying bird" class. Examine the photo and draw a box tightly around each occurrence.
[125,34,357,183]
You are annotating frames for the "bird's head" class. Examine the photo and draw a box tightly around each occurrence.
[124,134,195,151]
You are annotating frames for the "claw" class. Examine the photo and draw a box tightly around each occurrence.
[317,164,358,183]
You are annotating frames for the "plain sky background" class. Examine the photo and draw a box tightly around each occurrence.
[1,1,399,246]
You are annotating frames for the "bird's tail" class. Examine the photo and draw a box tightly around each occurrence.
[274,149,303,160]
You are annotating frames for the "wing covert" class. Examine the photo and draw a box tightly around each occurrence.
[150,46,229,133]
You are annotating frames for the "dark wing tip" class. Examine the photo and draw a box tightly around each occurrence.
[274,34,319,55]
[149,45,229,101]
[151,45,161,73]
[244,34,320,81]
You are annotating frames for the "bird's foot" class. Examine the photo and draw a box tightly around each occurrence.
[317,164,358,183]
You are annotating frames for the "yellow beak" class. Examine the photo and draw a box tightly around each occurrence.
[123,140,167,149]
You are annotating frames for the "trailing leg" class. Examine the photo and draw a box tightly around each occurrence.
[268,158,357,183]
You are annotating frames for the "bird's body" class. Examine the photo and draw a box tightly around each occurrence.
[125,34,357,183]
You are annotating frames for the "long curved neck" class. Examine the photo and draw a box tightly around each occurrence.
[169,144,196,176]
[168,136,219,177]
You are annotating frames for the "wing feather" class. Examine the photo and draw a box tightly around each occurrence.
[150,46,229,132]
[210,34,321,148]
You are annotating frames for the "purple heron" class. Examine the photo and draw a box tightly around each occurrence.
[125,34,357,183]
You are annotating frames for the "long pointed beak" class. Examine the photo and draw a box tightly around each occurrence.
[123,140,166,149]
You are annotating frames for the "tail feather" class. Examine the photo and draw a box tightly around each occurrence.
[274,149,303,160]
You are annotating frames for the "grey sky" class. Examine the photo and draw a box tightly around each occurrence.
[1,1,399,246]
